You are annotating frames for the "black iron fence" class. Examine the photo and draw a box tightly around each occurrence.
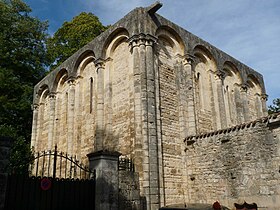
[30,146,95,179]
[118,157,135,172]
[5,174,96,210]
[4,146,96,210]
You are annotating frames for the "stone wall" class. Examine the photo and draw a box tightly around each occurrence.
[157,37,185,204]
[119,171,142,210]
[110,40,134,155]
[184,113,280,209]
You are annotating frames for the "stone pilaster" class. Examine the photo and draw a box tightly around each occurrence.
[31,103,39,149]
[176,55,187,139]
[129,34,160,210]
[146,36,160,210]
[234,85,243,124]
[73,76,82,158]
[215,71,227,129]
[240,85,250,122]
[183,55,197,136]
[103,58,113,148]
[47,92,56,150]
[67,78,75,155]
[129,37,143,181]
[36,102,44,151]
[261,94,268,116]
[139,35,151,209]
[180,54,196,204]
[255,94,262,118]
[95,59,105,151]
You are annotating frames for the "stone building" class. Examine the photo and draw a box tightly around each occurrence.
[31,2,280,210]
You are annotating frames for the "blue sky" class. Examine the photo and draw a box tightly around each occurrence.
[25,0,280,105]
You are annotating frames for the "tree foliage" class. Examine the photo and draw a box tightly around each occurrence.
[0,129,34,174]
[0,0,48,173]
[9,136,34,174]
[47,12,107,69]
[0,0,49,141]
[0,1,107,173]
[268,98,280,114]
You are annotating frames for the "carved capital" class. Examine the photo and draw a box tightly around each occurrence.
[145,39,154,47]
[145,34,157,47]
[129,41,138,50]
[32,103,39,111]
[128,33,157,48]
[94,58,105,71]
[67,77,76,86]
[215,70,225,80]
[128,34,142,47]
[76,75,84,80]
[261,93,268,101]
[240,84,248,93]
[128,35,140,49]
[49,92,56,99]
[181,53,195,66]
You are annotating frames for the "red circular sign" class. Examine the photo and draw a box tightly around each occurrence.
[41,178,51,191]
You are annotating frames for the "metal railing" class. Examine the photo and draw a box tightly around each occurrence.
[118,157,135,172]
[31,145,95,179]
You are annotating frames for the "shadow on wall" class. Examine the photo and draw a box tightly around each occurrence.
[159,202,230,210]
[91,128,147,210]
[95,171,146,210]
[118,170,147,210]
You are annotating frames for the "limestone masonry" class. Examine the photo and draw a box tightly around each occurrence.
[31,2,280,210]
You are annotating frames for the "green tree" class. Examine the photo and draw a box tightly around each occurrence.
[9,137,34,174]
[0,0,49,140]
[0,0,48,172]
[0,126,33,174]
[268,98,280,114]
[47,12,108,69]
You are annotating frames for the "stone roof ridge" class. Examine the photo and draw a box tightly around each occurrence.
[146,1,163,15]
[184,112,280,142]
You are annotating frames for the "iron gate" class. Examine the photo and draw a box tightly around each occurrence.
[4,146,96,210]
